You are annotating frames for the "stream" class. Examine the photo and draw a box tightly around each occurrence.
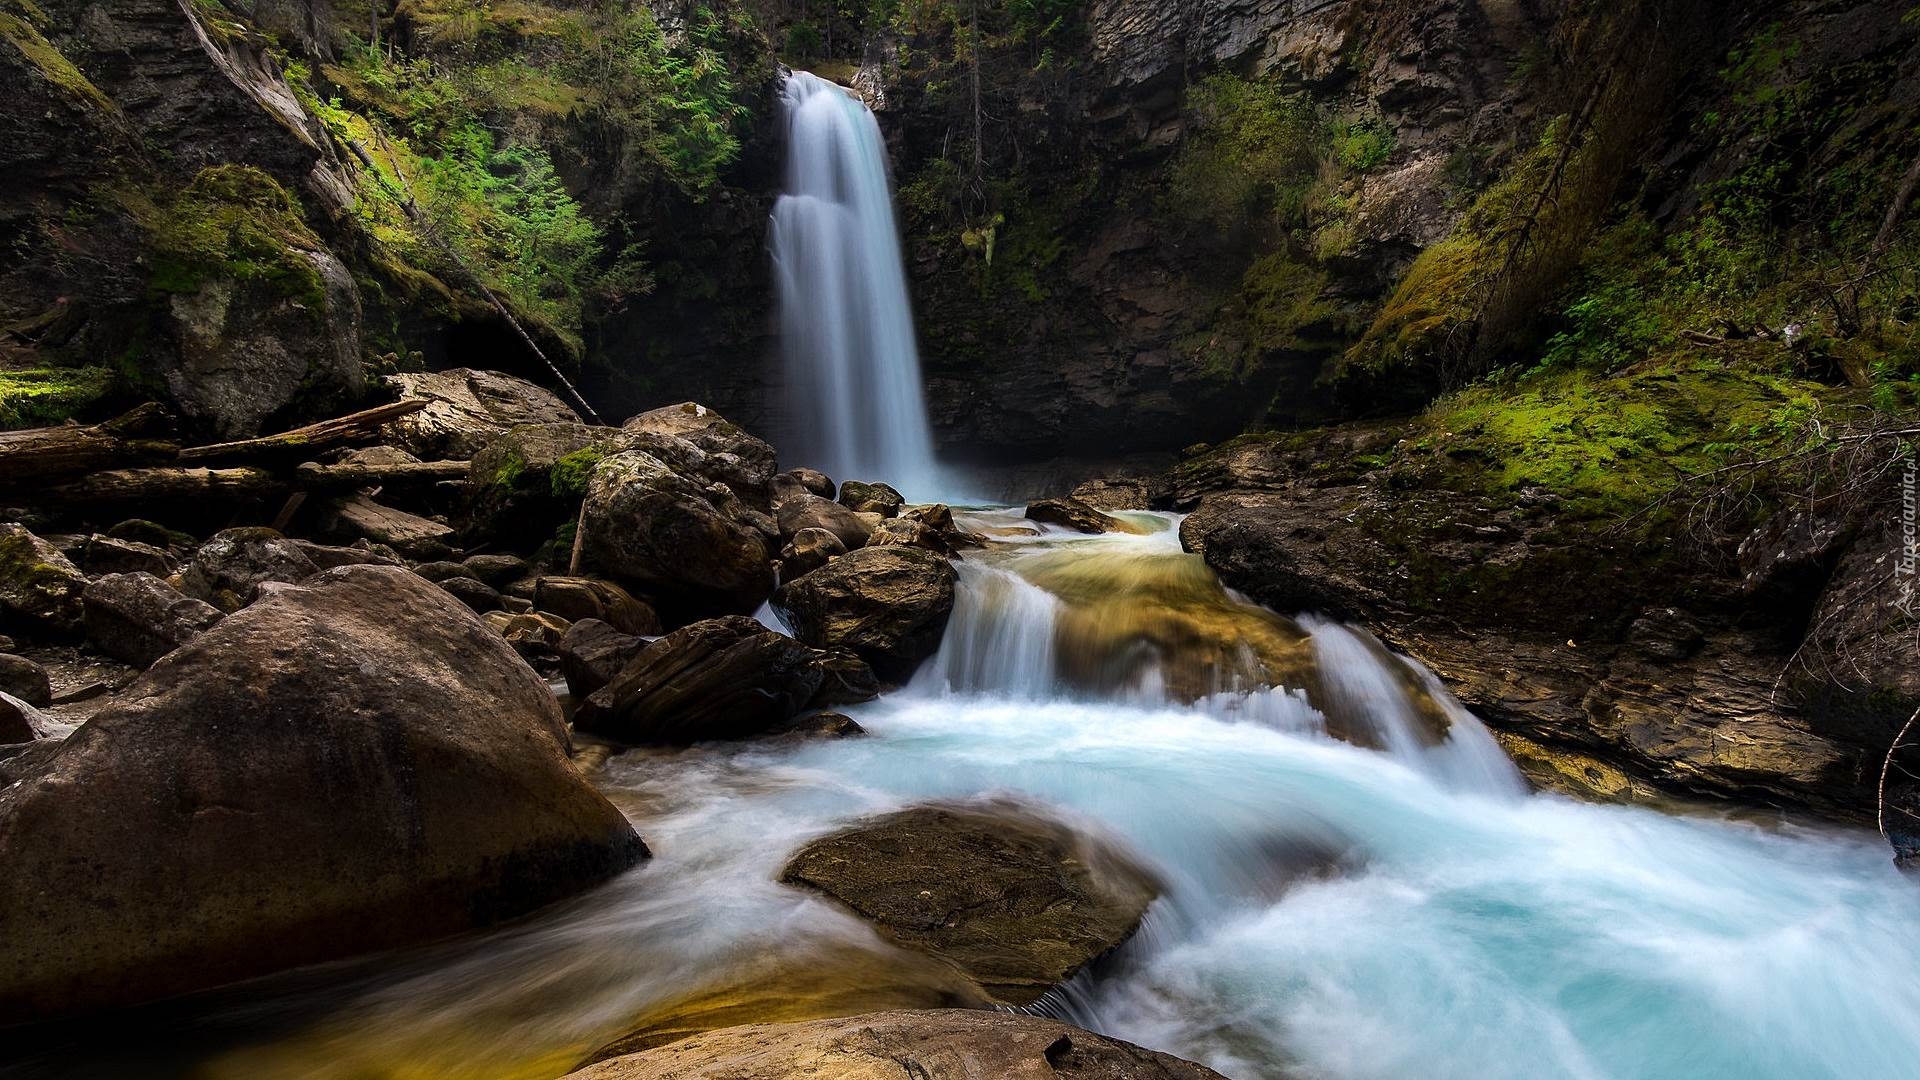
[16,510,1920,1079]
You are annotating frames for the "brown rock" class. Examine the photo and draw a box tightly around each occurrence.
[780,804,1158,1006]
[0,565,646,1023]
[838,480,905,518]
[82,573,225,669]
[180,528,320,611]
[579,449,776,620]
[0,653,51,707]
[777,493,874,551]
[535,577,661,636]
[575,617,826,745]
[779,527,847,585]
[384,369,579,459]
[81,535,178,577]
[1026,497,1131,535]
[774,546,957,681]
[558,618,650,700]
[566,1010,1225,1080]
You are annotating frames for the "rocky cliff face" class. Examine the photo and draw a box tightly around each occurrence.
[860,0,1579,461]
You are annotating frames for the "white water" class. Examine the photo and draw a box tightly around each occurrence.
[769,72,942,499]
[88,513,1920,1080]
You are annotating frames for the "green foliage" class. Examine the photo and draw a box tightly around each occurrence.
[1330,116,1395,173]
[0,366,114,428]
[135,165,329,308]
[1167,74,1319,230]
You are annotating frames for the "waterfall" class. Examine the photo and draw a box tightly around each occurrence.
[769,71,941,498]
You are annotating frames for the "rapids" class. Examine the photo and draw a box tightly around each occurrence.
[11,513,1920,1080]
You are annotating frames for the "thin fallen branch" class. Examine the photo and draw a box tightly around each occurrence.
[177,399,428,464]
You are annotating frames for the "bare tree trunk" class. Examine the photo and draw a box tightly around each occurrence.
[969,0,983,203]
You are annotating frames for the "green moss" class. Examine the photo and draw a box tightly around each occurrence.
[0,5,113,112]
[1406,356,1828,518]
[0,366,114,428]
[490,450,528,491]
[128,165,329,310]
[1166,74,1320,230]
[549,446,606,498]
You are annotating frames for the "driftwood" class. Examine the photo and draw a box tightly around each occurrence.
[0,403,178,486]
[176,399,428,464]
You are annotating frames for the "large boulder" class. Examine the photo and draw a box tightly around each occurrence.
[0,524,88,634]
[780,805,1159,1006]
[0,565,647,1023]
[773,546,957,680]
[578,449,776,619]
[384,369,579,459]
[566,1010,1226,1080]
[574,616,827,744]
[180,527,321,611]
[621,403,777,502]
[82,573,225,668]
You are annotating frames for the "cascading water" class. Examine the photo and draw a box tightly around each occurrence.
[26,512,1920,1080]
[769,72,941,498]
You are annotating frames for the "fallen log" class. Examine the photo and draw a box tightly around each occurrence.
[176,399,428,464]
[43,466,281,504]
[0,403,178,487]
[295,459,471,489]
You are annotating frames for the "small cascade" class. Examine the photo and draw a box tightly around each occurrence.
[769,72,941,497]
[908,511,1521,795]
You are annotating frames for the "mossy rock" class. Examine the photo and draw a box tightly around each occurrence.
[0,524,88,634]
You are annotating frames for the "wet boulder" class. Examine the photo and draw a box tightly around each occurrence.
[1070,477,1156,512]
[772,467,835,503]
[773,546,956,680]
[181,527,320,611]
[776,494,873,551]
[779,527,848,585]
[566,1010,1225,1080]
[780,804,1159,1006]
[0,654,51,708]
[838,480,904,518]
[574,616,826,745]
[578,450,776,619]
[810,646,881,707]
[384,369,579,459]
[1026,497,1132,535]
[0,565,646,1023]
[557,618,650,700]
[82,573,225,668]
[0,524,88,634]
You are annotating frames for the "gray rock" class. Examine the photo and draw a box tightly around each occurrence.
[82,535,178,577]
[384,369,580,459]
[181,528,320,611]
[773,546,957,681]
